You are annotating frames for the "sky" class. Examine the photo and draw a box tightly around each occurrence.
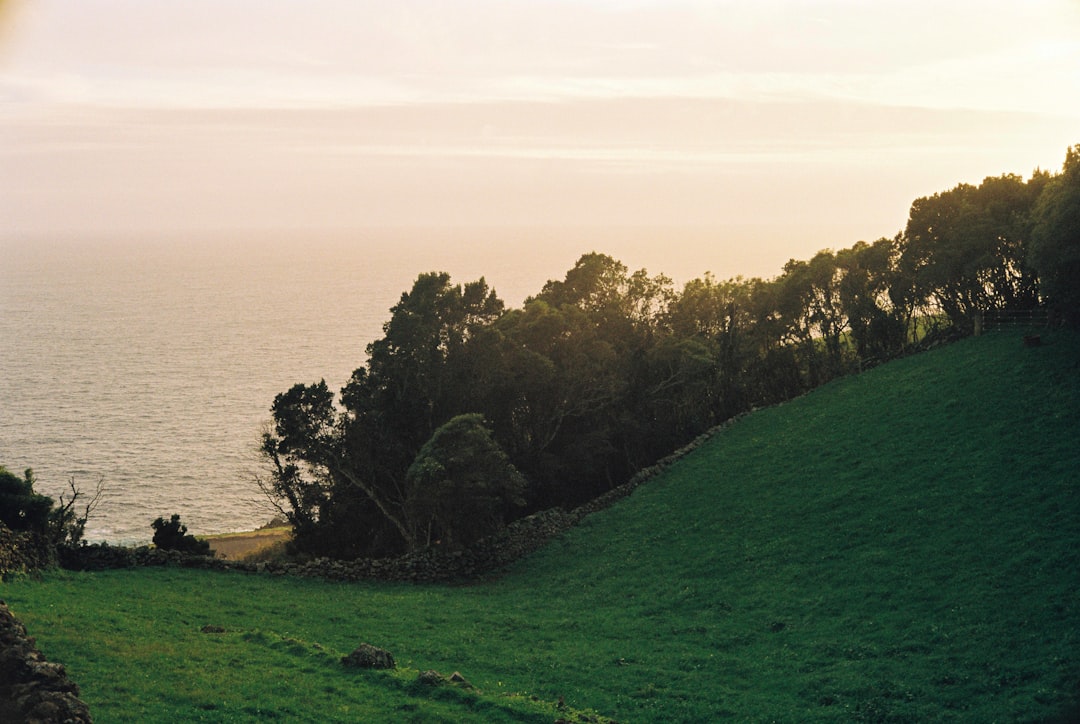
[2,0,1079,279]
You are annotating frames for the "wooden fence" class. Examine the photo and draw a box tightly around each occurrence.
[978,308,1053,333]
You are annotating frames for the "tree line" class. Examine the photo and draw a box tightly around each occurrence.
[260,144,1080,559]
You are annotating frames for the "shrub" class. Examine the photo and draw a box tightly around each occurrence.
[0,466,53,533]
[151,514,211,555]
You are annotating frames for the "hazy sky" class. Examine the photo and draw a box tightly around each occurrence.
[2,0,1078,278]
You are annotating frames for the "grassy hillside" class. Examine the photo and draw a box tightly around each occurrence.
[4,328,1079,722]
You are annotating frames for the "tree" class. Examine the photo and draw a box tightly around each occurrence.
[532,252,673,345]
[657,273,758,431]
[0,466,105,556]
[0,466,53,533]
[151,514,211,555]
[525,253,680,498]
[1031,145,1080,325]
[259,381,339,538]
[738,277,805,405]
[353,272,504,446]
[48,475,106,546]
[260,274,507,557]
[898,173,1044,333]
[975,172,1046,310]
[774,252,852,386]
[260,379,412,557]
[405,414,526,549]
[639,334,722,443]
[492,299,625,506]
[836,238,906,363]
[533,252,631,315]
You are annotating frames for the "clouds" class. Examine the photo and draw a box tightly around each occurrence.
[1,0,1077,268]
[4,0,1078,112]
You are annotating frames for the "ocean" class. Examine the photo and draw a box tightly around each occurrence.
[1,228,733,543]
[0,231,572,543]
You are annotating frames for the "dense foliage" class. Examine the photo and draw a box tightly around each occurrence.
[0,467,53,533]
[262,145,1080,558]
[0,466,102,550]
[1031,145,1080,325]
[405,413,527,550]
[151,514,211,555]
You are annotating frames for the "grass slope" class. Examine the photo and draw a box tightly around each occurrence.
[4,329,1079,722]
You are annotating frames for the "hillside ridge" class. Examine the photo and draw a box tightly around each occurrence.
[5,328,1078,722]
[504,327,1080,720]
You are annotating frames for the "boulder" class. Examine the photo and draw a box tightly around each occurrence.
[415,670,445,687]
[341,643,395,669]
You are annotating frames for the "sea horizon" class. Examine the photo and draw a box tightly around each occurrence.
[2,225,770,543]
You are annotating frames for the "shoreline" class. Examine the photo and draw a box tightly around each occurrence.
[198,525,291,560]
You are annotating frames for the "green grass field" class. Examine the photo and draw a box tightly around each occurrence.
[4,328,1079,722]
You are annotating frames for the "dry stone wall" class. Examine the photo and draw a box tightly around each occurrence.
[57,420,736,584]
[0,419,738,723]
[0,601,92,723]
[57,507,579,582]
[0,524,55,577]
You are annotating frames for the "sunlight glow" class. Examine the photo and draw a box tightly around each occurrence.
[1,0,1077,266]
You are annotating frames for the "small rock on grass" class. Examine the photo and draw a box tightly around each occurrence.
[415,670,445,686]
[341,643,395,669]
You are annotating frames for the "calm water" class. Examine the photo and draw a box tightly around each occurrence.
[0,230,596,543]
[1,228,740,543]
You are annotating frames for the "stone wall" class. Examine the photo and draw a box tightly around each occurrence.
[57,507,579,583]
[0,601,92,723]
[0,417,740,723]
[57,418,739,584]
[0,523,55,577]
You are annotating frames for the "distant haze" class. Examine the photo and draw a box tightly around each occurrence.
[2,0,1079,280]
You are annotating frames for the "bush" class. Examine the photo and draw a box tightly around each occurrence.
[0,466,53,533]
[0,466,106,572]
[151,514,211,555]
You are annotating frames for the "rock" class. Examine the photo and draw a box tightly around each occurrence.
[415,670,445,686]
[448,671,473,688]
[0,602,92,722]
[341,643,395,669]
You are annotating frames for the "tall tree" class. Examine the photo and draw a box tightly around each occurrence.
[1031,145,1080,325]
[774,251,852,386]
[520,253,676,502]
[493,299,624,507]
[663,273,756,422]
[261,274,505,556]
[836,238,905,363]
[260,379,402,557]
[739,277,805,405]
[259,149,1079,561]
[351,272,504,446]
[898,173,1044,332]
[406,414,526,549]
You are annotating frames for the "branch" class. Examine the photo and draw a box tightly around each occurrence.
[332,464,415,549]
